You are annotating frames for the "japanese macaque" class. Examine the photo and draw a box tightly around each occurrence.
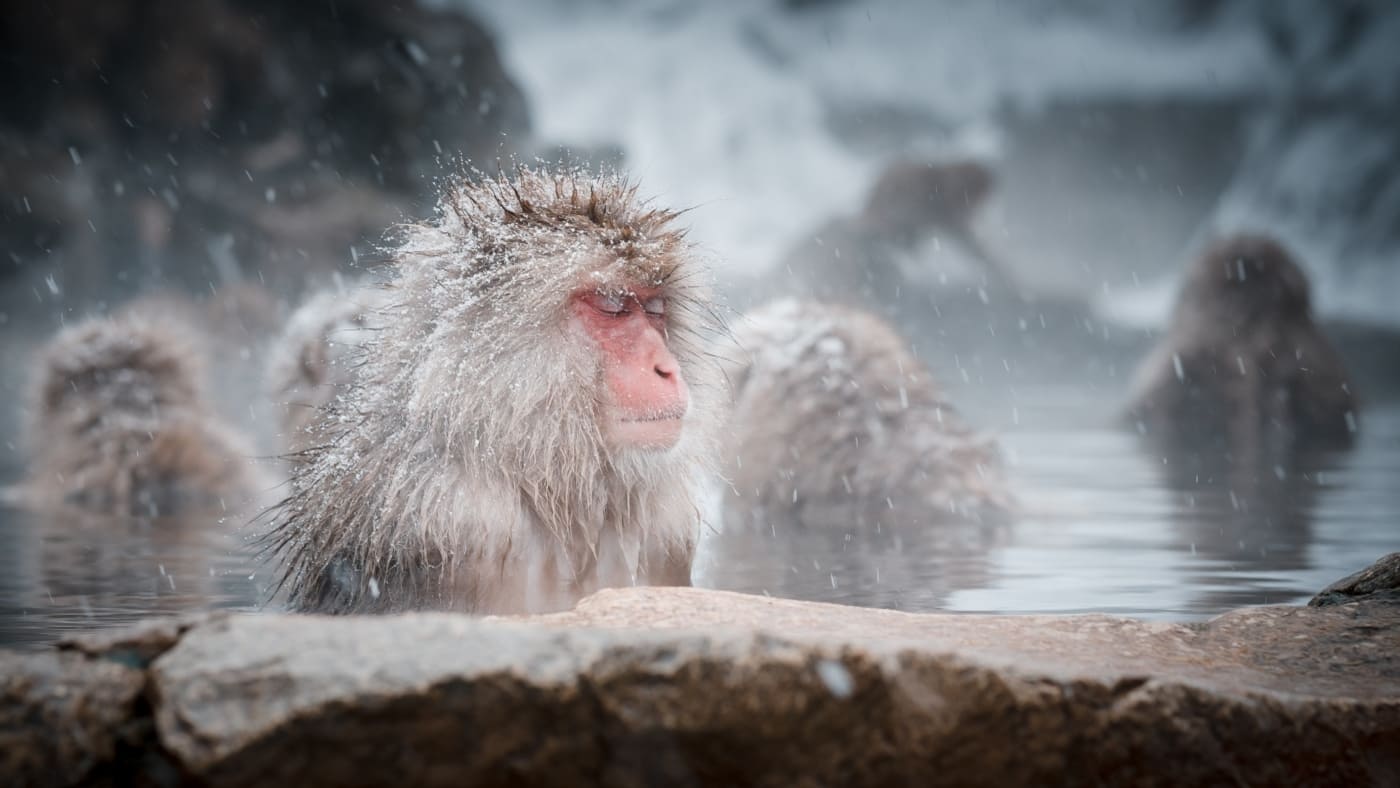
[265,284,384,457]
[762,159,1017,311]
[18,314,260,517]
[202,281,287,348]
[263,168,723,615]
[123,284,288,446]
[722,299,1013,529]
[1125,234,1357,478]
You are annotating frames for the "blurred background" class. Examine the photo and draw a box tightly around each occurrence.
[2,0,1397,646]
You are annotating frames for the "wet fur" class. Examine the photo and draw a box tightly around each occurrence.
[263,167,723,614]
[724,299,1012,527]
[1126,234,1357,470]
[265,284,383,457]
[21,314,258,516]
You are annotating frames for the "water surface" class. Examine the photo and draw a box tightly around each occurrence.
[1,388,1395,651]
[699,386,1399,621]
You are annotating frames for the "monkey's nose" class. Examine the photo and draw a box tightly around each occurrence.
[647,334,682,383]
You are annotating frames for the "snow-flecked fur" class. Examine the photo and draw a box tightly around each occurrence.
[21,314,258,516]
[263,167,723,614]
[724,299,1012,526]
[265,283,384,457]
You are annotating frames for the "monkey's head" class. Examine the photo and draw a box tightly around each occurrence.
[1178,234,1314,329]
[861,159,994,238]
[32,316,202,431]
[387,167,718,473]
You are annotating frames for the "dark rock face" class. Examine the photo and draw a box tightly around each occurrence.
[1311,552,1400,607]
[2,584,1398,786]
[144,599,1400,787]
[0,0,530,301]
[58,611,221,667]
[0,650,146,787]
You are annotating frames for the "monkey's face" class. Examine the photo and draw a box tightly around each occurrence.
[570,285,690,451]
[1181,236,1313,327]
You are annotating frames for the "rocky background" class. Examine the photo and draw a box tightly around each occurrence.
[7,1,1400,326]
[1,0,529,310]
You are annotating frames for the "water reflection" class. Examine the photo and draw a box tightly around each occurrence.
[701,392,1400,622]
[1,397,1396,649]
[703,502,1008,611]
[1160,453,1345,570]
[0,504,259,650]
[1157,449,1364,610]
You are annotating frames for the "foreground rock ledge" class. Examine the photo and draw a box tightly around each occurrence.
[7,589,1400,787]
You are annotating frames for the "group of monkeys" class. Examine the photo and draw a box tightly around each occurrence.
[12,162,1359,616]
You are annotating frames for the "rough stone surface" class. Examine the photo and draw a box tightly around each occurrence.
[1311,552,1400,607]
[542,587,1400,699]
[3,583,1399,786]
[0,650,146,787]
[58,611,224,668]
[135,588,1400,787]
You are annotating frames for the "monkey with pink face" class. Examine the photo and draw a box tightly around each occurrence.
[263,168,723,615]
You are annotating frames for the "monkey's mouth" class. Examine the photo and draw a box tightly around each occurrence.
[619,408,687,424]
[610,407,687,450]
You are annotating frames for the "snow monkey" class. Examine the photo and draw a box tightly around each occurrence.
[1126,234,1357,476]
[263,167,723,615]
[722,299,1013,529]
[265,283,385,458]
[766,159,1017,311]
[19,314,259,517]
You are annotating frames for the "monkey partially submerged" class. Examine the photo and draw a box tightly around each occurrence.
[264,168,723,614]
[1126,234,1358,473]
[722,299,1013,528]
[265,283,384,458]
[762,159,1017,312]
[20,315,259,517]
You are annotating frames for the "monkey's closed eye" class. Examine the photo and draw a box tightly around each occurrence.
[595,292,627,315]
[644,296,666,316]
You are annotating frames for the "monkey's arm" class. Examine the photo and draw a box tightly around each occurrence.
[1123,341,1190,431]
[1290,330,1358,449]
[945,225,1021,297]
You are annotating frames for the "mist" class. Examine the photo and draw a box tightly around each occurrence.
[2,0,1398,647]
